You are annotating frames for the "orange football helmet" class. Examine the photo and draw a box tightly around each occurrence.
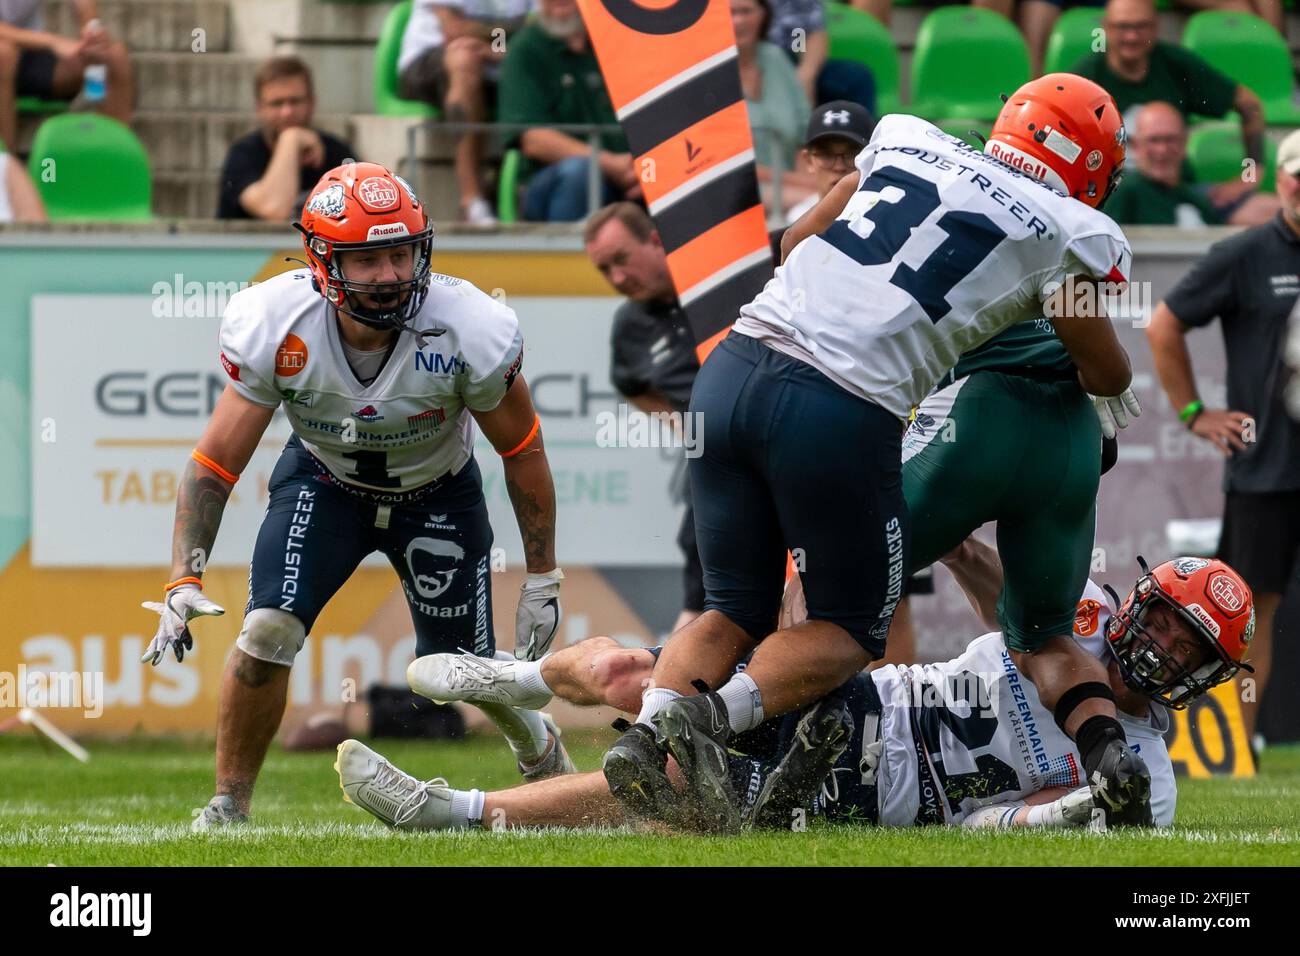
[984,73,1126,209]
[1104,557,1255,709]
[295,162,435,332]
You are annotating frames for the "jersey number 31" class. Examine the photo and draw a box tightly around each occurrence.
[821,167,1007,323]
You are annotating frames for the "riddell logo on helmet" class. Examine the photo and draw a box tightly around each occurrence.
[1209,573,1246,614]
[1185,602,1222,638]
[276,333,308,377]
[987,141,1050,181]
[358,177,399,210]
[366,222,409,240]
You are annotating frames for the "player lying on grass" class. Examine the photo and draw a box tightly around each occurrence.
[334,547,1254,831]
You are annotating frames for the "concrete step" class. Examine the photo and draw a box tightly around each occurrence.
[132,110,355,172]
[152,169,221,219]
[131,50,263,110]
[45,0,231,53]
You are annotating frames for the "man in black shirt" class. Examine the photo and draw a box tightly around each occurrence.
[217,56,355,220]
[584,202,703,631]
[1147,128,1300,744]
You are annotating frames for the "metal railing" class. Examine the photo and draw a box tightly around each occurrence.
[405,119,800,222]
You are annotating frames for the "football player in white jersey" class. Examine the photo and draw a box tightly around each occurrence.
[139,163,571,829]
[331,548,1255,832]
[601,73,1150,834]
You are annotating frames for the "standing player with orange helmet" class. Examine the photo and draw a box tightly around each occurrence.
[139,162,571,829]
[604,74,1155,831]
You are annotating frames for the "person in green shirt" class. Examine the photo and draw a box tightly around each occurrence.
[1108,101,1278,226]
[1072,0,1267,213]
[496,0,637,221]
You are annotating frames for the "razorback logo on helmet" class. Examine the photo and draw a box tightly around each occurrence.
[366,222,410,240]
[1243,606,1256,644]
[358,177,399,210]
[1185,602,1222,638]
[1171,556,1210,576]
[306,184,347,219]
[1074,598,1102,636]
[1208,572,1246,614]
[393,174,421,207]
[219,351,240,382]
[276,333,309,377]
[1085,149,1103,171]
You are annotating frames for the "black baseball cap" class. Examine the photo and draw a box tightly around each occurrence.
[804,100,875,149]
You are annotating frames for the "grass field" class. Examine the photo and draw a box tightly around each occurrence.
[2,732,1299,866]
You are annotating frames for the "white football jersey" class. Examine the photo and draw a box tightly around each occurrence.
[219,269,523,492]
[869,580,1177,827]
[734,114,1131,419]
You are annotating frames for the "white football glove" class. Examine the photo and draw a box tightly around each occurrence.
[140,583,225,665]
[1090,387,1142,440]
[515,568,563,661]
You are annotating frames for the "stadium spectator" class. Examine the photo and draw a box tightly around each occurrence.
[396,0,533,225]
[785,98,874,223]
[0,143,44,220]
[1175,0,1283,35]
[0,0,135,153]
[1145,127,1300,747]
[216,56,354,220]
[1072,0,1266,198]
[1002,0,1107,77]
[496,0,634,222]
[1106,101,1278,226]
[584,203,705,633]
[765,0,876,114]
[849,0,892,26]
[733,0,815,215]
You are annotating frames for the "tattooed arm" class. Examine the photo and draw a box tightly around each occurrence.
[171,385,277,580]
[472,375,557,573]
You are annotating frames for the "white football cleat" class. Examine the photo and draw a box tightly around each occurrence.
[334,739,463,830]
[519,712,576,783]
[407,652,552,710]
[191,794,247,832]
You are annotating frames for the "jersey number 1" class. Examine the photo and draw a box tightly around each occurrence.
[821,167,1007,323]
[341,450,401,489]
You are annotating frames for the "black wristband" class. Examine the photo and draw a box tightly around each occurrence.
[1075,714,1128,777]
[1053,680,1116,733]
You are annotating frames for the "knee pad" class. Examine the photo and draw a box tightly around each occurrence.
[236,608,306,667]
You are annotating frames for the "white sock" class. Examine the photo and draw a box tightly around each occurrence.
[635,686,681,727]
[717,672,763,734]
[449,788,485,829]
[513,659,553,703]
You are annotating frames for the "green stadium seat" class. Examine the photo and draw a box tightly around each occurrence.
[1187,121,1277,192]
[1182,11,1300,124]
[27,113,151,221]
[497,148,520,223]
[823,2,901,115]
[374,0,439,118]
[910,8,1030,121]
[1043,8,1104,76]
[17,96,70,115]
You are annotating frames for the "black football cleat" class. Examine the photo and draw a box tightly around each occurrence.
[742,696,855,831]
[602,723,681,824]
[1088,739,1154,827]
[653,692,740,834]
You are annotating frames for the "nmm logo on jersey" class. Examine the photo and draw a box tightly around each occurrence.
[415,352,467,375]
